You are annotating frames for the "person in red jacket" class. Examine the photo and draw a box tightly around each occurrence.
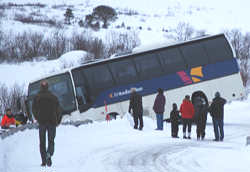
[1,108,16,129]
[180,95,195,139]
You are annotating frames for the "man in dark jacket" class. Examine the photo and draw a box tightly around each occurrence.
[32,80,61,167]
[209,92,226,141]
[153,88,166,130]
[129,88,143,130]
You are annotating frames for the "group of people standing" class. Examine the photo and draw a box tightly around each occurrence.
[129,88,227,142]
[2,82,226,168]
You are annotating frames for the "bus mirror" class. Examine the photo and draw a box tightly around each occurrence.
[76,96,84,105]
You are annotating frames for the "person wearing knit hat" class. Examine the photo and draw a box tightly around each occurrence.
[215,92,220,98]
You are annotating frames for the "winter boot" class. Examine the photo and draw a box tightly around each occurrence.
[188,132,191,139]
[183,132,187,139]
[201,132,205,140]
[41,163,46,167]
[46,153,52,167]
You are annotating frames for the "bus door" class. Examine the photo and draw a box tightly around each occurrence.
[72,70,92,113]
[75,85,92,113]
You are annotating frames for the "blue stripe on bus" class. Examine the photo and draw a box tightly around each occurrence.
[93,59,239,108]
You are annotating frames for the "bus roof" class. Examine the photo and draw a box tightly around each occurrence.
[71,33,230,69]
[29,33,228,85]
[29,68,72,85]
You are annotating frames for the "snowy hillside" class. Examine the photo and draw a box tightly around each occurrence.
[1,0,250,33]
[1,97,250,172]
[1,0,250,88]
[0,50,87,89]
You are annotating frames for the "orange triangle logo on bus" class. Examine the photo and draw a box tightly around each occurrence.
[192,77,201,82]
[190,66,203,83]
[109,93,113,98]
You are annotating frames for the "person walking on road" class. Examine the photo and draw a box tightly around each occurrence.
[153,88,166,130]
[209,91,226,141]
[180,95,195,139]
[129,88,143,130]
[32,80,61,167]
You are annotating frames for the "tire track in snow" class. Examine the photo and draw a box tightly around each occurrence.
[81,124,250,172]
[83,141,197,172]
[116,142,196,172]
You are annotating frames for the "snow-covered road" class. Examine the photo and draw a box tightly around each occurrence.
[1,116,250,172]
[1,98,250,172]
[79,124,250,172]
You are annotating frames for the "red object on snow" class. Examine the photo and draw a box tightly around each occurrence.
[1,114,16,128]
[104,100,108,113]
[106,114,110,121]
[180,99,195,119]
[104,100,110,121]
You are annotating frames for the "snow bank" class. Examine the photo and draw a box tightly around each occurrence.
[0,50,87,90]
[58,50,87,67]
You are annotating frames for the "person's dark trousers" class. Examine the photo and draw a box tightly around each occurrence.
[212,118,224,140]
[156,114,163,130]
[133,114,143,130]
[171,121,179,137]
[196,114,207,139]
[39,124,56,164]
[182,118,192,133]
[196,119,202,138]
[200,115,207,138]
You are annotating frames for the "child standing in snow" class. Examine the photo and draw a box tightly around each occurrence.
[170,103,181,138]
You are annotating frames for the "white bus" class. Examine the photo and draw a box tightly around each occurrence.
[25,33,245,121]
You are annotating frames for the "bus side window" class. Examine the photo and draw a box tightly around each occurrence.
[109,59,138,85]
[158,47,186,74]
[203,36,233,63]
[179,42,209,68]
[134,52,163,80]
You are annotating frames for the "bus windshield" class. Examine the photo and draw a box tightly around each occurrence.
[28,73,76,115]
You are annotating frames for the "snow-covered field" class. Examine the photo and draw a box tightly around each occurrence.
[1,97,250,172]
